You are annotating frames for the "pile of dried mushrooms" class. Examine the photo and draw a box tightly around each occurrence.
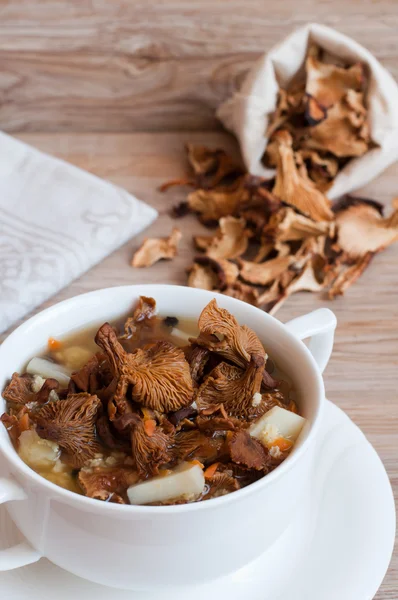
[131,46,398,314]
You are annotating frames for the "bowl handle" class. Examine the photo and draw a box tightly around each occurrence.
[284,308,337,374]
[0,476,42,570]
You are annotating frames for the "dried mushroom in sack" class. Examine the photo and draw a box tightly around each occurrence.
[264,45,372,186]
[1,296,305,506]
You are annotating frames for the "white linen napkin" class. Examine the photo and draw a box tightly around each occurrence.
[217,23,398,199]
[0,132,158,334]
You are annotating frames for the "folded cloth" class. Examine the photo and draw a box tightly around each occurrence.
[0,132,158,334]
[217,23,398,199]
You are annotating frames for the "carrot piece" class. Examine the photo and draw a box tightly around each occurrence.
[144,419,157,437]
[18,413,30,432]
[204,462,219,479]
[142,407,155,420]
[48,337,62,351]
[272,437,293,452]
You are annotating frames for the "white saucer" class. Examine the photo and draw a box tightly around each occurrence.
[0,400,395,600]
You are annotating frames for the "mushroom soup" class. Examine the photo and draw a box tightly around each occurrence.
[1,297,305,505]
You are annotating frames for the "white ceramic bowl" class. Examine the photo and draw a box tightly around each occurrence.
[0,285,336,589]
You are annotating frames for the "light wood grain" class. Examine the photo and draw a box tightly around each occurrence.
[0,52,251,132]
[1,1,398,132]
[1,1,398,57]
[0,131,396,597]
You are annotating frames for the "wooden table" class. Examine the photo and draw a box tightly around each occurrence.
[0,2,397,597]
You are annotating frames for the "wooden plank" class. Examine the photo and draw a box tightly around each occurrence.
[0,52,252,132]
[1,48,397,133]
[0,138,397,591]
[0,1,397,58]
[1,1,398,132]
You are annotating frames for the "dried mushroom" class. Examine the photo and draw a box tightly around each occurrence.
[0,413,23,448]
[223,281,260,306]
[196,409,241,433]
[95,323,194,415]
[36,378,59,404]
[202,216,250,260]
[131,228,182,268]
[306,50,364,108]
[130,415,173,477]
[187,256,239,291]
[184,345,210,384]
[239,255,294,286]
[192,299,266,369]
[147,43,389,312]
[304,96,369,158]
[263,45,372,190]
[78,465,139,502]
[187,186,247,225]
[272,130,334,222]
[264,206,333,242]
[123,296,156,338]
[203,471,240,500]
[328,253,373,299]
[2,373,36,406]
[335,198,398,257]
[157,130,398,309]
[174,429,226,465]
[34,393,102,467]
[196,357,264,418]
[228,430,270,471]
[186,143,244,188]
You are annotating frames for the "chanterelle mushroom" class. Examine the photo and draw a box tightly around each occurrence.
[95,323,194,414]
[186,144,244,188]
[187,256,239,291]
[123,296,157,338]
[335,198,398,258]
[306,48,364,108]
[190,299,266,369]
[187,186,247,225]
[228,430,271,471]
[78,465,139,503]
[34,393,102,467]
[196,357,264,418]
[131,228,182,268]
[130,415,174,477]
[304,96,369,158]
[203,216,250,260]
[272,130,334,222]
[203,471,240,500]
[264,206,334,243]
[238,255,294,287]
[2,373,36,405]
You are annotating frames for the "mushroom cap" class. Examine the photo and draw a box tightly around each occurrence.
[335,199,398,258]
[192,299,266,368]
[195,357,264,418]
[2,373,36,405]
[34,392,102,467]
[95,323,194,414]
[131,228,182,268]
[272,130,334,222]
[78,465,139,502]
